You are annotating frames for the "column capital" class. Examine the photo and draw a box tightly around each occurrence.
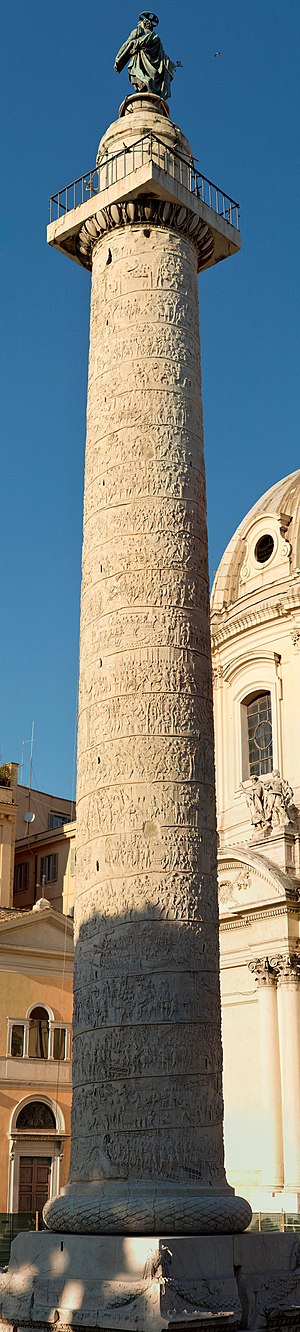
[249,957,278,987]
[212,664,224,689]
[272,954,300,986]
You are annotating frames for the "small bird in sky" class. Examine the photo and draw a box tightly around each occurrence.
[214,51,221,57]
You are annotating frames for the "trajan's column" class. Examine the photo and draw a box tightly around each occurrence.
[45,14,250,1240]
[3,18,300,1332]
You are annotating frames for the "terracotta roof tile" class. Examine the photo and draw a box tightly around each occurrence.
[0,907,33,921]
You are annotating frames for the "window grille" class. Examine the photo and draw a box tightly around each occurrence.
[247,693,273,776]
[16,1102,56,1130]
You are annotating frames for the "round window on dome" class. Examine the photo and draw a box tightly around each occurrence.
[254,534,274,564]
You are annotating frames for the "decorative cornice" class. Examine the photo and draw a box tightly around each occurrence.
[211,585,300,648]
[220,904,299,931]
[62,196,214,272]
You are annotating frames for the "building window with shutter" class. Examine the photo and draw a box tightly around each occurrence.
[53,1027,66,1060]
[28,1007,49,1058]
[48,812,65,830]
[14,861,29,893]
[40,852,58,884]
[11,1024,25,1057]
[8,1013,70,1060]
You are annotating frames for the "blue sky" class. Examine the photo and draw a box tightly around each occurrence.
[1,0,300,796]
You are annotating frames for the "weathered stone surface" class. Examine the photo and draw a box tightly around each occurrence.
[0,1233,242,1329]
[44,100,250,1238]
[3,1231,300,1329]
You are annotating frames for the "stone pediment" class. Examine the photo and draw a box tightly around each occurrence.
[218,846,298,914]
[0,907,73,956]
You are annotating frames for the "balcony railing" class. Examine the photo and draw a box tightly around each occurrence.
[49,132,240,231]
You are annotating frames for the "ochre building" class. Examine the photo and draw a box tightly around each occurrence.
[0,774,74,1215]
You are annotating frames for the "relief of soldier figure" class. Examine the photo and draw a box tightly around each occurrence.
[114,12,182,101]
[241,770,296,837]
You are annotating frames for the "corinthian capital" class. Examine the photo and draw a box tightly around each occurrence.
[249,957,277,987]
[272,954,300,985]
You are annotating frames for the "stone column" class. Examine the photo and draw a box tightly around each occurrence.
[45,95,250,1237]
[276,955,300,1188]
[249,959,283,1189]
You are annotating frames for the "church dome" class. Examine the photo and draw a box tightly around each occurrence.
[211,469,300,618]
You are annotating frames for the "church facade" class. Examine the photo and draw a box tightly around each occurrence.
[212,469,300,1214]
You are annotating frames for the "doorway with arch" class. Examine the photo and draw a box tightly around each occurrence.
[8,1095,65,1214]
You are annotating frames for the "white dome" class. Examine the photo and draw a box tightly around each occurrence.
[211,470,300,617]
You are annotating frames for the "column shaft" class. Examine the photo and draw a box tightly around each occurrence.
[256,978,283,1188]
[44,96,250,1238]
[73,222,225,1226]
[277,967,300,1187]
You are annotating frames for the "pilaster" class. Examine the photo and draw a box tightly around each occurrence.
[249,959,283,1189]
[276,954,300,1190]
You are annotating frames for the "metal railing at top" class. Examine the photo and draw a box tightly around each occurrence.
[49,131,240,231]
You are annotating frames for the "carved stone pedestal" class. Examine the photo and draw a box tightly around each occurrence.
[2,1230,300,1331]
[251,827,298,875]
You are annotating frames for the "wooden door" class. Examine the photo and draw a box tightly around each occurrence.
[18,1156,51,1213]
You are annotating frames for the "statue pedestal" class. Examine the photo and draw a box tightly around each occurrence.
[2,1230,300,1330]
[250,825,298,876]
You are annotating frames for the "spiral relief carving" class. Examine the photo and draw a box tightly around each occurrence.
[45,121,250,1236]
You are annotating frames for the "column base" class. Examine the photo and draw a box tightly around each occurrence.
[44,1180,252,1235]
[2,1231,300,1330]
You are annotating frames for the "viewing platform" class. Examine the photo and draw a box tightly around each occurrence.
[47,130,241,273]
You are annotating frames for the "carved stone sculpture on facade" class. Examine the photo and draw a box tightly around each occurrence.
[242,769,296,837]
[241,776,266,834]
[264,770,294,826]
[114,13,181,100]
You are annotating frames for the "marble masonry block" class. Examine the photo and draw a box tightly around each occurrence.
[2,1232,300,1330]
[0,1233,242,1330]
[233,1232,300,1328]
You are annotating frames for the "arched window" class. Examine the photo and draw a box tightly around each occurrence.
[8,1008,70,1061]
[28,1007,49,1059]
[246,692,273,777]
[16,1101,56,1131]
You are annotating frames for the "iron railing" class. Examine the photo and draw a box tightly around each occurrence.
[1,1210,299,1268]
[248,1212,300,1234]
[0,1212,46,1268]
[49,132,240,231]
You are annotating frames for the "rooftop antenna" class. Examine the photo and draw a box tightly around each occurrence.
[19,739,25,785]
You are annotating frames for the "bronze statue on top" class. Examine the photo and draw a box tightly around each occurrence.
[114,12,181,101]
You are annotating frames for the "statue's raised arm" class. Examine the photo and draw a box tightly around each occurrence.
[114,12,181,102]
